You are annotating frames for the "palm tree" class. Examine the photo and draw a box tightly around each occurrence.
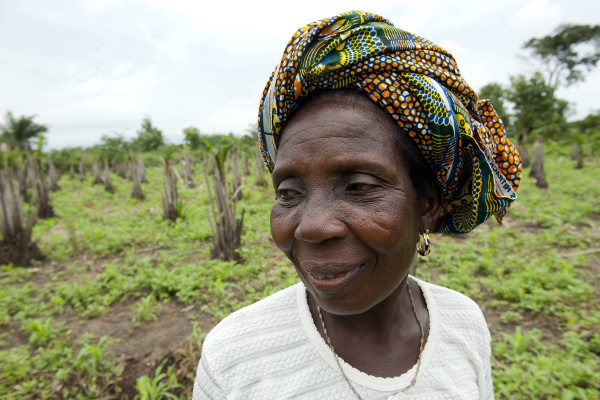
[0,111,48,151]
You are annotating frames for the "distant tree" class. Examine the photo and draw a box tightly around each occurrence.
[99,133,129,163]
[183,126,202,150]
[133,117,164,152]
[49,147,82,174]
[508,73,568,145]
[479,83,511,127]
[524,24,600,88]
[99,134,129,151]
[573,110,600,136]
[571,110,600,158]
[0,112,47,151]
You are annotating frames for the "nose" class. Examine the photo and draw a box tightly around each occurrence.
[294,193,347,243]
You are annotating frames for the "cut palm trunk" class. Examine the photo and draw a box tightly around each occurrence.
[16,162,29,202]
[231,148,243,201]
[31,157,55,219]
[113,162,127,179]
[242,151,250,177]
[162,158,178,221]
[130,156,144,200]
[529,141,548,189]
[255,150,268,187]
[138,156,148,183]
[104,160,114,193]
[69,163,75,179]
[0,169,42,266]
[48,158,60,191]
[91,160,103,185]
[571,142,584,169]
[204,159,244,262]
[181,151,195,189]
[78,159,85,181]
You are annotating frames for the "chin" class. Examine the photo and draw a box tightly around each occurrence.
[304,282,386,316]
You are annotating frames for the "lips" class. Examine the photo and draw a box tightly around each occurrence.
[311,271,349,280]
[303,262,365,292]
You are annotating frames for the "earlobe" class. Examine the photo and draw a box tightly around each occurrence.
[420,189,442,231]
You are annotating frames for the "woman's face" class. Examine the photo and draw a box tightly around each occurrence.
[270,93,436,315]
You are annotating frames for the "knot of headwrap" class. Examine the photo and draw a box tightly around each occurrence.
[257,10,521,234]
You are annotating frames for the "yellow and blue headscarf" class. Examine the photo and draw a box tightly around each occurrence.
[258,11,521,235]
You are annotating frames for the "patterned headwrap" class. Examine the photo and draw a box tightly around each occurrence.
[258,11,521,234]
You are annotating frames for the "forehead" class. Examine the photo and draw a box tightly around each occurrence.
[275,91,404,169]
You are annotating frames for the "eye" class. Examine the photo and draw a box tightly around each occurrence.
[347,182,377,192]
[275,188,300,200]
[274,178,303,205]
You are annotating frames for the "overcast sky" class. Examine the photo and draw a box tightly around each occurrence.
[1,0,599,149]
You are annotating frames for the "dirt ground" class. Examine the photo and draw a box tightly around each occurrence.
[1,260,216,399]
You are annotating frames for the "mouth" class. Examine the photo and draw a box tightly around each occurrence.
[304,263,366,292]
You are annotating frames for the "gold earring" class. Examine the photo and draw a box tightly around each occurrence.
[416,229,431,256]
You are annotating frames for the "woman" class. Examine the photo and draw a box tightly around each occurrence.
[194,11,521,399]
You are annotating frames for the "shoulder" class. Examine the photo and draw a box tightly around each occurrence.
[203,283,301,351]
[200,284,306,385]
[415,277,491,344]
[417,278,487,322]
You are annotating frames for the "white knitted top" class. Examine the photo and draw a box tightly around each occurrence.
[193,278,493,400]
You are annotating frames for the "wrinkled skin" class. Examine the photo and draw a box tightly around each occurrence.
[270,91,441,377]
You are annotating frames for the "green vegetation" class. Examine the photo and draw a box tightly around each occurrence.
[133,117,165,152]
[1,21,599,400]
[419,149,600,399]
[0,141,597,399]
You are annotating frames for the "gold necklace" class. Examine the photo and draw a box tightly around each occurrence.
[316,281,425,400]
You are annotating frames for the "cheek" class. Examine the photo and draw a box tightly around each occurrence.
[270,205,296,254]
[347,200,420,252]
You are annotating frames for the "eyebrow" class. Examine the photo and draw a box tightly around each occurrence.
[272,156,397,183]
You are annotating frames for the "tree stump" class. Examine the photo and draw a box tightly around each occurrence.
[104,160,114,193]
[162,159,178,221]
[31,158,55,219]
[0,168,41,266]
[138,156,148,183]
[571,142,584,169]
[48,158,60,191]
[231,148,243,201]
[78,159,85,181]
[529,141,548,188]
[92,160,103,185]
[130,157,144,200]
[181,151,195,189]
[255,150,268,187]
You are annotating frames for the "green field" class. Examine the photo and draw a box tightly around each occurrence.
[0,149,599,399]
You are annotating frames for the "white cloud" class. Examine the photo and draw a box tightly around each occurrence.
[513,0,560,23]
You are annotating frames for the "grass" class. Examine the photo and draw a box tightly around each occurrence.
[419,154,600,399]
[0,150,598,399]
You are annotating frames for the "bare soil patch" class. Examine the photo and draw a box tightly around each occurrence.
[483,306,564,341]
[65,299,214,399]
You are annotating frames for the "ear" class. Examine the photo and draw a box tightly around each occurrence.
[419,187,442,232]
